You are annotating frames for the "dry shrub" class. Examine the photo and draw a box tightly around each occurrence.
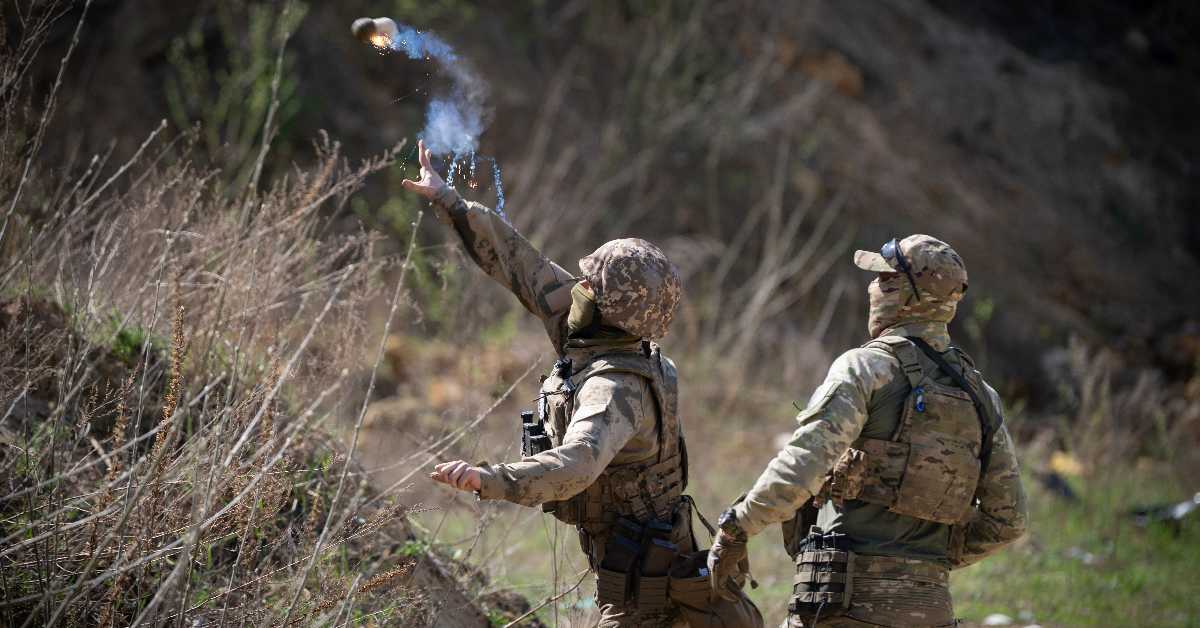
[1037,337,1200,478]
[0,4,449,626]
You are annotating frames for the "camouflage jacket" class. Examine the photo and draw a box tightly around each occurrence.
[732,321,1028,568]
[429,187,664,506]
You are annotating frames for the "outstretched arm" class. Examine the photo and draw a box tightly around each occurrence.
[403,140,575,349]
[431,373,646,506]
[708,348,891,598]
[730,347,895,537]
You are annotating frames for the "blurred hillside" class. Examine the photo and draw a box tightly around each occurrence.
[19,0,1200,408]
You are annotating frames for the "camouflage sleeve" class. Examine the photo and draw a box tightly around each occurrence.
[475,373,646,506]
[430,186,575,348]
[731,347,898,537]
[950,386,1028,568]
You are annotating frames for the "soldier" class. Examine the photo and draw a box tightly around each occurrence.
[708,235,1028,627]
[403,140,761,627]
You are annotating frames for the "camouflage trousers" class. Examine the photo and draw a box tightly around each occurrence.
[786,555,956,628]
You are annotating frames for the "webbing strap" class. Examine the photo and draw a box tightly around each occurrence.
[794,569,847,584]
[683,495,717,537]
[865,336,924,390]
[907,337,999,477]
[799,550,849,564]
[792,591,846,604]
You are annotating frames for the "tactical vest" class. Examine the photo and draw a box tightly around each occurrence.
[816,336,997,525]
[536,342,687,538]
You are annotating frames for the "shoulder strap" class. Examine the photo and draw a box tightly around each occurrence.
[906,337,1000,476]
[864,336,925,389]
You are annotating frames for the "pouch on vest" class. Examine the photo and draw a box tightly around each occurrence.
[596,516,675,613]
[788,526,854,621]
[667,549,765,628]
[520,410,552,457]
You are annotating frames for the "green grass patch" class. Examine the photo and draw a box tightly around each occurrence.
[952,468,1200,627]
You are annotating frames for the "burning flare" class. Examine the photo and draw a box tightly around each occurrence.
[351,17,400,50]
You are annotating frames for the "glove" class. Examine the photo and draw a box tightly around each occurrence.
[707,529,748,602]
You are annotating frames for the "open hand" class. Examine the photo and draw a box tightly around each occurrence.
[430,460,481,492]
[401,139,448,200]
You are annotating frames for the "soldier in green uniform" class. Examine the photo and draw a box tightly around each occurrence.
[708,235,1028,627]
[404,141,761,627]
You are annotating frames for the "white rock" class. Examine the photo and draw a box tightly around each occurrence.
[983,614,1013,626]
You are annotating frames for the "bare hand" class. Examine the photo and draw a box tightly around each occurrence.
[401,139,448,200]
[430,460,481,492]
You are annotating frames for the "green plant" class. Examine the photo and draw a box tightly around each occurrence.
[165,1,308,190]
[399,538,431,557]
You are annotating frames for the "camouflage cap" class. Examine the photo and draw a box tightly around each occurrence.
[578,238,682,339]
[854,234,968,300]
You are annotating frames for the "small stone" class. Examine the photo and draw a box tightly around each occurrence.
[983,614,1013,626]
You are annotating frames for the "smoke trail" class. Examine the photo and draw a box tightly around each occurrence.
[383,22,488,156]
[384,23,458,63]
[361,18,507,218]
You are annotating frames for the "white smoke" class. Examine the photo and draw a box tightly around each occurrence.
[383,21,490,156]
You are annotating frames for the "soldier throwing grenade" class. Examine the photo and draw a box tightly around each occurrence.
[405,141,761,627]
[708,235,1029,627]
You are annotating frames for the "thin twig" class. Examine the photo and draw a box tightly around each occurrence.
[280,210,424,624]
[502,569,589,628]
[0,0,92,250]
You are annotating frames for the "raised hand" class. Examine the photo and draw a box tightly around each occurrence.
[430,459,481,492]
[401,139,449,200]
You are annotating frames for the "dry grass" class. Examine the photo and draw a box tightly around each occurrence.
[0,5,515,626]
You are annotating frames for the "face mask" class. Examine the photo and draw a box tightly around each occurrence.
[567,282,600,337]
[867,274,957,337]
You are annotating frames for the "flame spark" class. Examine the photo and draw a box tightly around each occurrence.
[370,34,392,49]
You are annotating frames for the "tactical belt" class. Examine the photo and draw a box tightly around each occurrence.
[851,554,948,584]
[790,539,949,619]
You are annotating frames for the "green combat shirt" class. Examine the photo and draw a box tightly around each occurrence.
[427,187,666,507]
[732,321,1028,568]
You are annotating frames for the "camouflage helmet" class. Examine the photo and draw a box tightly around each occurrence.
[578,238,682,339]
[854,234,968,336]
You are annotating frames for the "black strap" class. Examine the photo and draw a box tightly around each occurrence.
[906,337,998,477]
